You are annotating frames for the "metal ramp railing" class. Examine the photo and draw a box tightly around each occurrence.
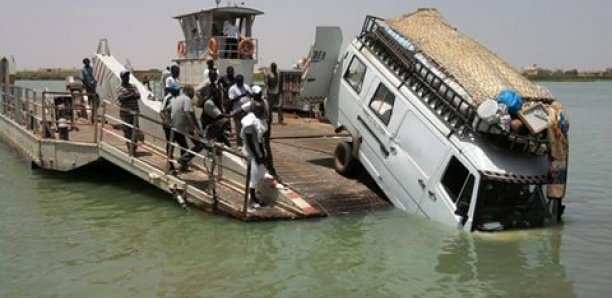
[96,101,318,220]
[0,83,99,143]
[358,16,550,155]
[98,100,252,216]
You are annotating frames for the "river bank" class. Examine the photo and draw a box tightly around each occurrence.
[527,75,612,82]
[15,69,162,82]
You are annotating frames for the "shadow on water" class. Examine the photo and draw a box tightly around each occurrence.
[29,159,173,208]
[1,138,191,222]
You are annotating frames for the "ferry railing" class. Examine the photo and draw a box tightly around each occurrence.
[358,16,551,155]
[36,91,99,142]
[99,100,256,216]
[181,36,258,61]
[0,83,38,127]
[0,83,101,143]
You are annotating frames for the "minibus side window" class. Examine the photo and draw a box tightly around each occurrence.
[369,84,395,125]
[343,56,367,93]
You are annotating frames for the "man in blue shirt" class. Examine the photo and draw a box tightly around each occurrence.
[81,58,97,120]
[81,58,96,93]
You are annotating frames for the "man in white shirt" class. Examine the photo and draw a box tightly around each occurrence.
[223,20,240,58]
[165,65,180,95]
[240,101,270,208]
[228,74,250,146]
[241,86,278,179]
[161,67,171,94]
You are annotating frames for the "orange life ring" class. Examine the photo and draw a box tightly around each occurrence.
[177,41,186,57]
[207,37,219,57]
[238,38,255,59]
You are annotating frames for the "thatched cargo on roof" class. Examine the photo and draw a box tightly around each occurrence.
[386,8,553,104]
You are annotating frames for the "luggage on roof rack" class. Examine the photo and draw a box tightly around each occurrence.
[358,12,552,155]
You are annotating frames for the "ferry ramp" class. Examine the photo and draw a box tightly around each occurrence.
[269,121,391,214]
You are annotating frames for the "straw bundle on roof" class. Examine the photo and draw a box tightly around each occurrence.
[386,8,552,104]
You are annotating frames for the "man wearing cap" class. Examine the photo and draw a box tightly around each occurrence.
[240,100,270,208]
[241,86,278,178]
[116,70,141,155]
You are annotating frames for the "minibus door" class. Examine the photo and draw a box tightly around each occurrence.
[384,110,447,215]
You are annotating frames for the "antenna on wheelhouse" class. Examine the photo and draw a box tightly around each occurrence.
[225,1,245,7]
[215,0,221,7]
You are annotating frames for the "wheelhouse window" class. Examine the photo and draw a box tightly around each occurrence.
[369,84,395,125]
[441,156,474,217]
[343,56,367,93]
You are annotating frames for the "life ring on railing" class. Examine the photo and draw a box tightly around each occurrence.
[238,38,255,59]
[207,37,219,58]
[177,41,186,57]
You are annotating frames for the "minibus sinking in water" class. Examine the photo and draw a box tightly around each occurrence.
[299,10,569,232]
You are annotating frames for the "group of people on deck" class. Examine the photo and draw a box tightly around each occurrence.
[80,56,283,209]
[159,61,283,209]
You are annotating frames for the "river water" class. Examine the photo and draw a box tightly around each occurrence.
[1,81,611,297]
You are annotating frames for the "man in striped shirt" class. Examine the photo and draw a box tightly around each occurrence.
[117,70,141,155]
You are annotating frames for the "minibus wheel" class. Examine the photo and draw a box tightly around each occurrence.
[334,141,357,175]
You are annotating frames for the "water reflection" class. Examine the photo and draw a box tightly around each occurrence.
[435,228,575,297]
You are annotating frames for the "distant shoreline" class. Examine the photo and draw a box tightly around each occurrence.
[526,76,612,82]
[15,69,162,81]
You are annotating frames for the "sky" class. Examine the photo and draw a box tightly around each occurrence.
[1,0,611,71]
